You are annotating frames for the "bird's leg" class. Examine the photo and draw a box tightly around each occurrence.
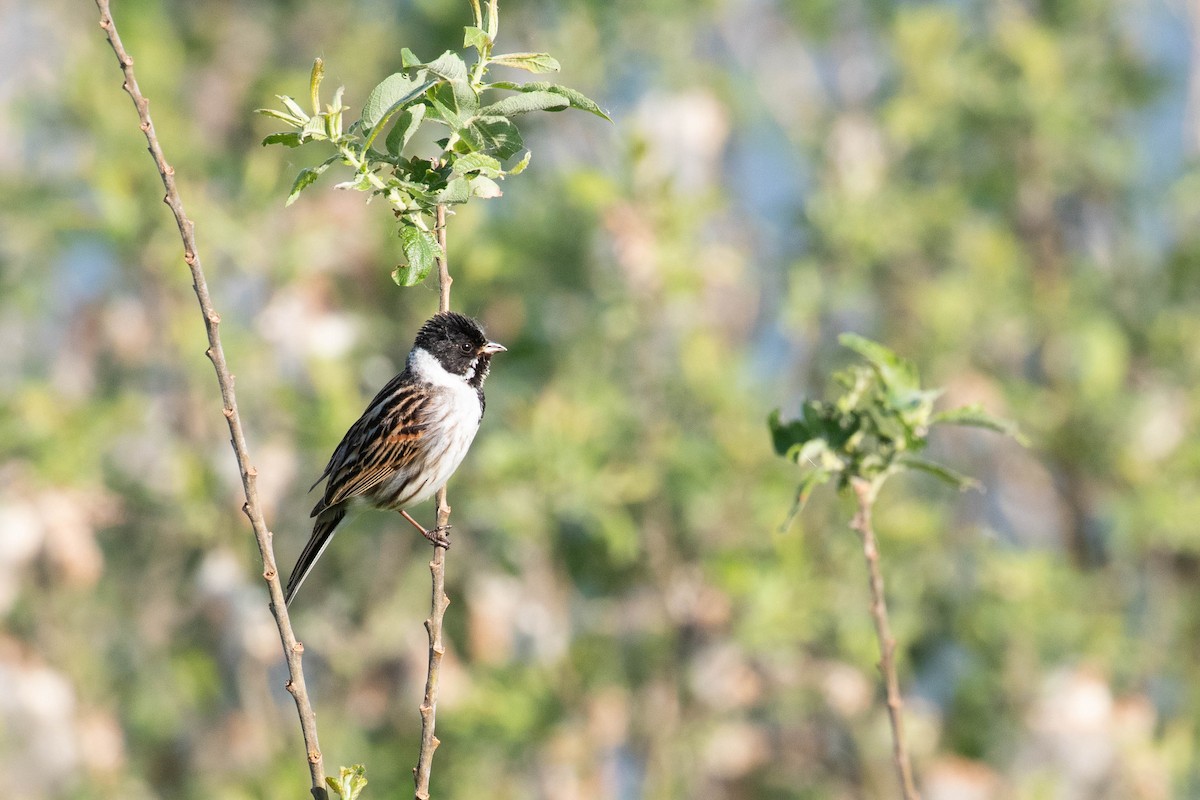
[401,509,452,548]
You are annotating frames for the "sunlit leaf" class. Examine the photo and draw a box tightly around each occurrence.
[256,107,304,126]
[463,25,491,51]
[396,225,440,285]
[489,81,611,120]
[436,177,470,204]
[326,765,368,800]
[469,175,503,198]
[489,52,561,73]
[278,94,309,122]
[460,115,523,158]
[839,333,920,395]
[480,90,570,117]
[384,103,427,156]
[261,132,302,148]
[400,47,422,69]
[284,156,338,206]
[932,404,1028,444]
[452,152,503,178]
[362,72,434,133]
[508,151,532,174]
[898,454,981,491]
[422,51,470,84]
[779,467,834,531]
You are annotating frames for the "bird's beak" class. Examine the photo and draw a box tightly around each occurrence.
[481,341,507,355]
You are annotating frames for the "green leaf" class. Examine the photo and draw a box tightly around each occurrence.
[396,226,441,286]
[427,82,465,129]
[278,95,309,122]
[932,404,1028,445]
[301,115,327,140]
[385,103,427,156]
[256,107,304,126]
[332,171,376,193]
[769,409,812,458]
[508,151,532,175]
[839,333,920,395]
[326,765,368,800]
[309,58,325,115]
[489,81,611,120]
[451,152,503,178]
[480,90,570,117]
[460,115,523,159]
[261,132,302,148]
[490,52,561,73]
[285,156,338,206]
[423,51,470,84]
[436,178,471,205]
[362,72,434,133]
[780,468,833,530]
[898,454,981,491]
[469,175,503,198]
[463,25,491,51]
[401,48,422,69]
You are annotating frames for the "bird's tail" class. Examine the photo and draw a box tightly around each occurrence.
[285,505,346,605]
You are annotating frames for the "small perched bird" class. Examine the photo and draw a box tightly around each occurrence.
[285,311,505,605]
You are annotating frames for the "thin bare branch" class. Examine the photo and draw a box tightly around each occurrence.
[92,3,327,797]
[850,477,921,800]
[414,204,452,800]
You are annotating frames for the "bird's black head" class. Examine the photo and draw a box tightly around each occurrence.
[413,311,505,388]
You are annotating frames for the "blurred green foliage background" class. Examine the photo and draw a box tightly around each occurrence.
[2,0,1199,797]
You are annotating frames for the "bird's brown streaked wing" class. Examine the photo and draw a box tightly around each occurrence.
[317,388,435,509]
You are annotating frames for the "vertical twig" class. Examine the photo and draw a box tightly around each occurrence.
[92,4,327,797]
[414,204,452,800]
[850,477,921,800]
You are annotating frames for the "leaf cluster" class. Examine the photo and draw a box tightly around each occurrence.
[769,334,1023,524]
[326,765,367,800]
[256,0,608,286]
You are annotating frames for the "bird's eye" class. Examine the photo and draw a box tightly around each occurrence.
[459,342,472,353]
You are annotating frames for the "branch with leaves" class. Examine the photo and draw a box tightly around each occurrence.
[259,2,607,796]
[770,334,1023,800]
[258,0,607,286]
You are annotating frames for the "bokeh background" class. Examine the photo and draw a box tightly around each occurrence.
[3,0,1200,797]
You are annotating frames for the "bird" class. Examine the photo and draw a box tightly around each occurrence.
[284,311,505,605]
